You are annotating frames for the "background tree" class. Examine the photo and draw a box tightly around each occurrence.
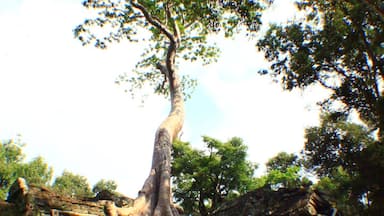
[304,112,373,177]
[52,170,93,198]
[172,136,257,216]
[0,139,24,200]
[250,151,311,190]
[92,179,118,194]
[313,167,362,215]
[264,166,303,189]
[303,112,377,214]
[75,1,267,215]
[265,152,310,189]
[257,0,383,213]
[257,0,383,140]
[18,156,53,187]
[266,152,298,173]
[0,139,53,200]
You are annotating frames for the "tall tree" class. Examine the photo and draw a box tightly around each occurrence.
[74,1,266,215]
[172,137,257,216]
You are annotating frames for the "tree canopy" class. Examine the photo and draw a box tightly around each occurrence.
[264,151,310,189]
[0,139,53,200]
[303,112,384,214]
[304,112,374,177]
[75,0,267,99]
[266,151,299,173]
[257,0,383,140]
[92,179,118,194]
[172,136,256,215]
[257,0,384,213]
[52,170,93,198]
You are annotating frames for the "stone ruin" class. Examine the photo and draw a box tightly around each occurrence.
[0,178,339,216]
[0,178,133,216]
[212,187,340,216]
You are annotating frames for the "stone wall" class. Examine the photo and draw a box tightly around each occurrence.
[0,178,339,216]
[1,178,133,216]
[212,187,340,216]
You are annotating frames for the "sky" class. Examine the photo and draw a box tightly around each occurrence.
[0,0,329,197]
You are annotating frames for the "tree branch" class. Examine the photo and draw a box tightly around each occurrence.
[130,0,180,101]
[360,0,384,21]
[318,78,337,91]
[156,62,169,90]
[330,64,349,79]
[357,26,381,99]
[130,0,177,45]
[165,1,181,44]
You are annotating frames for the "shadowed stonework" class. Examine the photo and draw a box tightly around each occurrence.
[212,187,340,216]
[0,178,339,216]
[0,178,133,216]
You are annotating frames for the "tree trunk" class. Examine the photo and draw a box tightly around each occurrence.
[134,64,185,216]
[109,65,184,216]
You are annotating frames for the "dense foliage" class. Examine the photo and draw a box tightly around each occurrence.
[172,136,257,216]
[264,152,310,189]
[303,112,383,214]
[257,0,383,138]
[75,0,268,99]
[257,0,384,214]
[92,179,118,194]
[52,170,94,198]
[0,139,53,200]
[0,138,119,200]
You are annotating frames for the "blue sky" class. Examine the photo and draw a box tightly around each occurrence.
[0,0,329,197]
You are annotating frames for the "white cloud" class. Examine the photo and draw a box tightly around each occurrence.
[192,35,329,174]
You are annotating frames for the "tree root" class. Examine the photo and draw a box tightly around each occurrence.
[104,168,182,216]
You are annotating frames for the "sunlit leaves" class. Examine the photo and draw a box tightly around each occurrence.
[18,156,53,187]
[52,170,93,198]
[74,1,140,48]
[0,139,53,200]
[262,151,309,189]
[172,136,257,215]
[75,0,268,99]
[266,166,302,189]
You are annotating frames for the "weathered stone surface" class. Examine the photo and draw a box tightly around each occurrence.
[212,187,340,216]
[1,178,134,216]
[91,190,133,208]
[1,179,339,216]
